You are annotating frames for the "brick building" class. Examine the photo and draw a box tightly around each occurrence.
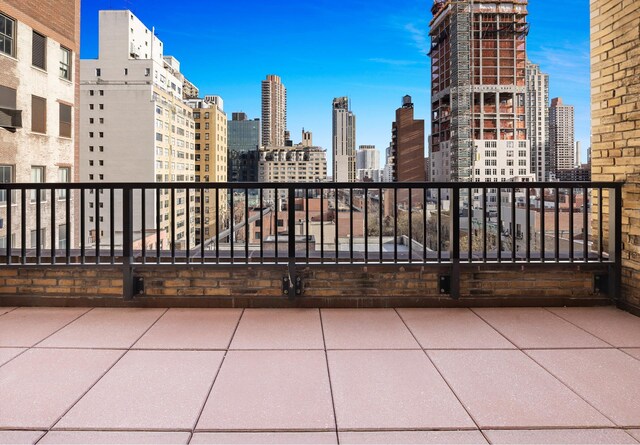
[0,0,80,251]
[590,0,640,312]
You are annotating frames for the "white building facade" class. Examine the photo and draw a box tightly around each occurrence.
[80,10,196,250]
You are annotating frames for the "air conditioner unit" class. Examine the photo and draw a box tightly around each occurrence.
[0,108,22,130]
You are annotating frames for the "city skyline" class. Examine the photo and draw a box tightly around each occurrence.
[79,0,591,173]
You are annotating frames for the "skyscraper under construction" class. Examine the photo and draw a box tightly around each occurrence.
[429,0,533,183]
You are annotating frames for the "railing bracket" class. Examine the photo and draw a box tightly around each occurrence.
[439,275,451,295]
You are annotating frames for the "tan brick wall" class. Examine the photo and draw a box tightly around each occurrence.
[591,0,640,309]
[0,265,610,308]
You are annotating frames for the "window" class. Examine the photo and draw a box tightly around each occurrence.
[96,68,101,76]
[30,229,45,249]
[58,224,67,249]
[32,31,46,70]
[124,68,128,75]
[60,46,71,80]
[31,96,46,134]
[90,90,94,96]
[99,104,104,110]
[59,103,72,138]
[58,167,69,199]
[30,166,45,202]
[0,13,15,57]
[0,165,13,203]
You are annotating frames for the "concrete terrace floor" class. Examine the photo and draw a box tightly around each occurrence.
[1,307,640,444]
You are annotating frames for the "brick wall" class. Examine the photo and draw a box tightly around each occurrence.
[0,264,610,308]
[591,0,640,310]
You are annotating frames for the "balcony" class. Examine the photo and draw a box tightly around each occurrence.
[0,305,639,442]
[0,181,623,307]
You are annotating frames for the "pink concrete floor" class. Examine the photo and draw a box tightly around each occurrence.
[1,306,639,444]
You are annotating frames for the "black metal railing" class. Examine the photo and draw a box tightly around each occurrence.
[0,181,622,298]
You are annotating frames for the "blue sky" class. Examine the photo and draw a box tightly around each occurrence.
[80,0,591,171]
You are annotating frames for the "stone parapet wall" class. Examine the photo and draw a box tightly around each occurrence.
[0,264,611,308]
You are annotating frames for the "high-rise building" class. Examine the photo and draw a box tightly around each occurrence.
[391,96,426,182]
[261,74,286,147]
[0,1,80,251]
[332,96,356,182]
[526,60,550,181]
[429,0,532,182]
[80,10,196,250]
[549,97,575,176]
[186,96,228,245]
[228,112,260,182]
[356,145,381,182]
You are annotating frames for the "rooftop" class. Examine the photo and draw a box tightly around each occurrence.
[1,306,640,444]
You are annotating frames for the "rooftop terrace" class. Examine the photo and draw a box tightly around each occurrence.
[1,306,640,444]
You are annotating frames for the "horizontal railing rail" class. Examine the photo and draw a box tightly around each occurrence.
[0,181,622,299]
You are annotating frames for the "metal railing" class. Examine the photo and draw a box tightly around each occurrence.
[0,181,622,299]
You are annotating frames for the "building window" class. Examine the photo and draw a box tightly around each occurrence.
[96,68,101,76]
[31,96,46,134]
[58,224,67,249]
[60,46,72,80]
[30,166,45,202]
[0,13,15,57]
[58,167,70,199]
[59,103,72,138]
[0,165,13,203]
[30,229,45,249]
[32,31,46,70]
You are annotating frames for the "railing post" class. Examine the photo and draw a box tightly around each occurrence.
[284,184,301,297]
[608,184,623,301]
[122,187,134,300]
[450,186,461,299]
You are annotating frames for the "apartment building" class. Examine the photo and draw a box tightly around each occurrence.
[525,60,550,181]
[258,145,327,202]
[0,0,80,251]
[356,145,381,182]
[429,0,532,182]
[80,10,196,250]
[261,74,286,147]
[228,112,260,182]
[332,96,356,182]
[549,97,575,176]
[186,96,228,245]
[391,96,426,183]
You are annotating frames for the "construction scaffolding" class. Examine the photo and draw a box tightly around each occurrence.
[450,0,474,181]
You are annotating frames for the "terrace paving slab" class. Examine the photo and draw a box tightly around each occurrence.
[229,309,324,350]
[197,350,334,431]
[547,307,640,347]
[0,431,45,445]
[190,432,338,444]
[0,307,89,347]
[56,350,224,430]
[134,308,242,350]
[339,430,487,444]
[39,431,191,444]
[483,429,639,444]
[397,308,514,349]
[321,309,419,349]
[39,308,166,349]
[0,348,123,429]
[628,430,640,441]
[428,349,613,429]
[328,350,475,430]
[624,348,640,361]
[0,347,25,366]
[472,308,609,349]
[527,348,640,427]
[0,307,16,316]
